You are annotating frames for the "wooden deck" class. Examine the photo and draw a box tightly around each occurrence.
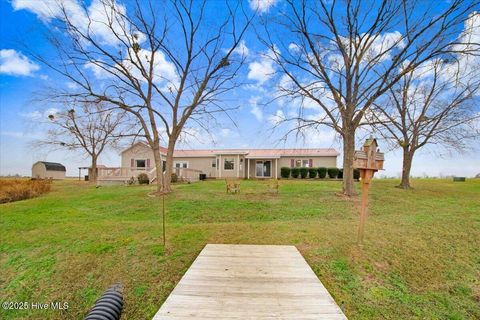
[152,244,348,319]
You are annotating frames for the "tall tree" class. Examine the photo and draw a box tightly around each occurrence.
[42,102,129,183]
[262,0,479,196]
[33,0,253,193]
[368,58,480,189]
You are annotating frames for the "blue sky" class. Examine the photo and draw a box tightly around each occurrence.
[1,0,479,177]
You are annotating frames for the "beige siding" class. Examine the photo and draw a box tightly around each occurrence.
[32,162,46,179]
[173,157,216,178]
[217,155,245,179]
[278,156,337,169]
[121,144,155,168]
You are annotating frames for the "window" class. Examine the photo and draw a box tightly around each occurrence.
[294,159,310,168]
[211,159,216,168]
[302,159,310,167]
[224,158,234,170]
[295,159,301,167]
[174,161,188,169]
[136,159,146,168]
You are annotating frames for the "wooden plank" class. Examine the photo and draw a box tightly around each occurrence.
[152,244,347,320]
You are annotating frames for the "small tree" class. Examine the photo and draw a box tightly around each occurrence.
[317,167,327,179]
[291,167,300,178]
[280,167,291,178]
[299,167,308,178]
[41,102,128,183]
[327,168,339,179]
[308,168,317,178]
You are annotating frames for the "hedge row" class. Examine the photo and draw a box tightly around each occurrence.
[280,167,360,179]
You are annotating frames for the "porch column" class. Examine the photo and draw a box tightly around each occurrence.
[237,154,240,178]
[275,159,278,179]
[247,159,250,179]
[219,155,222,178]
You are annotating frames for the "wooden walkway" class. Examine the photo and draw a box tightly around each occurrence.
[152,244,347,319]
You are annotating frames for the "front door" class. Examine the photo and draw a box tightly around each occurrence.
[255,160,271,178]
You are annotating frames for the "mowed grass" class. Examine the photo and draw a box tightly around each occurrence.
[0,178,479,319]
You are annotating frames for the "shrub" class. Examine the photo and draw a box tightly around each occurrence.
[0,179,51,204]
[291,167,300,178]
[337,169,343,179]
[280,167,291,179]
[327,167,339,179]
[171,173,178,183]
[317,167,327,179]
[308,168,318,178]
[299,167,308,179]
[354,169,360,180]
[137,173,149,184]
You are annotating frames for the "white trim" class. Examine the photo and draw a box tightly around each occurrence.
[219,155,222,178]
[237,154,240,178]
[275,159,278,179]
[247,159,250,179]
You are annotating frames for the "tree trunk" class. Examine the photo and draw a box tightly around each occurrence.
[342,131,356,196]
[90,155,97,183]
[152,143,164,193]
[162,138,176,193]
[399,147,414,189]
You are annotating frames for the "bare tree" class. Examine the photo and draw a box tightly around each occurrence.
[368,59,480,189]
[262,0,479,196]
[42,102,130,183]
[32,0,253,193]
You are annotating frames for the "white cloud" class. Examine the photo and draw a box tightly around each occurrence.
[268,109,285,125]
[288,43,301,53]
[0,131,39,139]
[20,108,59,121]
[0,49,40,76]
[248,60,274,84]
[249,97,263,121]
[232,40,249,57]
[248,0,279,13]
[12,0,144,47]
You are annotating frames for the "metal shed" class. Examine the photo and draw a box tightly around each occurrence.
[32,161,66,179]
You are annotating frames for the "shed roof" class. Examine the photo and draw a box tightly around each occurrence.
[36,161,66,171]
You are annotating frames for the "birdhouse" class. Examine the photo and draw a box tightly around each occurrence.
[353,138,384,171]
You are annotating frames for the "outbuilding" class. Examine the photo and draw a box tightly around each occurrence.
[32,161,66,179]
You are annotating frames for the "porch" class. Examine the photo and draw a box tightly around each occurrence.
[245,157,279,179]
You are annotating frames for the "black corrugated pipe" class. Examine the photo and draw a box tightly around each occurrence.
[84,283,123,320]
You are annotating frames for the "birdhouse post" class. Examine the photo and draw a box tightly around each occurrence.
[353,137,384,244]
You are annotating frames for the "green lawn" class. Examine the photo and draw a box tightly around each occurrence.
[1,179,479,319]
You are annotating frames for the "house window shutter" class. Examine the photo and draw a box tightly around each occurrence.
[309,159,313,168]
[131,159,134,167]
[291,159,294,167]
[146,159,151,168]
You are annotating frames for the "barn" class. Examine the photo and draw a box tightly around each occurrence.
[32,161,66,179]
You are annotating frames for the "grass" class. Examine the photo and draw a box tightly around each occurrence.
[0,179,52,204]
[0,178,479,319]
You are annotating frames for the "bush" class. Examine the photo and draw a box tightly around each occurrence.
[327,167,339,179]
[354,169,360,180]
[291,167,300,178]
[171,173,178,183]
[308,168,318,178]
[280,167,291,179]
[317,167,327,179]
[0,179,51,204]
[137,173,149,184]
[299,167,308,179]
[337,169,343,179]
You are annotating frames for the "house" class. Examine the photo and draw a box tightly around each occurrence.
[101,141,338,182]
[32,161,66,179]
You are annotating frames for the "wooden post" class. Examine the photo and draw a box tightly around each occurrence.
[358,170,373,244]
[162,192,166,247]
[353,137,385,245]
